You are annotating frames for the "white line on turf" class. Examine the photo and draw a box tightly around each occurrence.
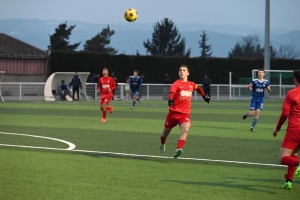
[0,141,285,168]
[0,132,76,150]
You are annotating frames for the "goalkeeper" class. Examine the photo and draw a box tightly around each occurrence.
[159,65,210,158]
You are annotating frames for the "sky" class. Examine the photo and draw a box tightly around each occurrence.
[0,0,299,31]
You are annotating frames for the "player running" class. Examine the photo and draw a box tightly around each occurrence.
[160,65,210,158]
[242,68,271,132]
[273,69,300,190]
[98,68,116,122]
[130,70,143,109]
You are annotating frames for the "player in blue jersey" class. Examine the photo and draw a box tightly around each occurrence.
[242,68,271,132]
[130,70,143,109]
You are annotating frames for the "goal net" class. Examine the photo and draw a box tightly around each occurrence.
[230,70,294,100]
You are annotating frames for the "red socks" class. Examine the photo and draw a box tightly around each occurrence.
[282,155,299,181]
[160,137,167,145]
[176,139,185,149]
[102,110,107,119]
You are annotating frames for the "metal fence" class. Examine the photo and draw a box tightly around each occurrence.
[0,82,295,101]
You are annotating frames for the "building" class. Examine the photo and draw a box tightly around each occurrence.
[0,33,49,82]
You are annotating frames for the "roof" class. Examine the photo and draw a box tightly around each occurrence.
[0,33,48,58]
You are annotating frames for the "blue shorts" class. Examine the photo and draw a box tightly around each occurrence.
[132,89,139,96]
[249,98,264,110]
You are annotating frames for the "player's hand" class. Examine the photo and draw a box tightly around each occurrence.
[202,95,210,104]
[273,129,279,137]
[168,99,174,107]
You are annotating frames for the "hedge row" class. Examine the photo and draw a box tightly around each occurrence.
[50,51,300,84]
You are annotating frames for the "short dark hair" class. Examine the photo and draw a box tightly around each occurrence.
[293,69,300,83]
[134,70,139,74]
[179,65,189,72]
[103,67,108,71]
[258,68,265,72]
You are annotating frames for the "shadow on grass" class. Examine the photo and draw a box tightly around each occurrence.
[165,180,278,194]
[224,176,283,184]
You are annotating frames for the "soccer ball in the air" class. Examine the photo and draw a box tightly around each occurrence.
[124,8,138,22]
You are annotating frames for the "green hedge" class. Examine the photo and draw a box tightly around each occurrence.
[50,51,300,84]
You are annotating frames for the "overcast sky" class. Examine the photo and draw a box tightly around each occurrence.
[0,0,299,30]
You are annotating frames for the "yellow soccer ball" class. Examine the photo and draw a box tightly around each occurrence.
[124,8,138,22]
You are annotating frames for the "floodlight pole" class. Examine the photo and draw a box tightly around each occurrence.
[264,0,270,72]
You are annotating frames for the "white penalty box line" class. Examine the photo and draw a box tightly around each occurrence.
[0,143,285,168]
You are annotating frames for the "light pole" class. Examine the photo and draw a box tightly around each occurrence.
[46,45,52,80]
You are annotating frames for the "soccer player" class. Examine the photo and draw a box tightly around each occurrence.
[242,68,271,131]
[273,69,300,190]
[160,65,210,158]
[129,70,143,109]
[98,68,116,122]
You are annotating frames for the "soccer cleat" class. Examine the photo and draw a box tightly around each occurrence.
[173,148,183,159]
[294,165,300,178]
[108,106,113,114]
[242,115,247,120]
[131,106,133,109]
[250,127,256,132]
[137,98,141,104]
[282,181,292,189]
[101,118,106,123]
[160,144,165,153]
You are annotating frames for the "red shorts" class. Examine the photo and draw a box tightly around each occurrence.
[164,111,191,129]
[281,130,300,150]
[100,97,111,105]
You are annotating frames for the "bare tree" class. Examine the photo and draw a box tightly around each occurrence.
[276,44,300,59]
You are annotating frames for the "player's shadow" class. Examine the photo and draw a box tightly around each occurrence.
[165,180,278,194]
[224,176,283,184]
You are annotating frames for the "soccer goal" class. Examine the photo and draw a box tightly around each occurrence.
[44,72,90,101]
[0,71,5,102]
[229,70,295,100]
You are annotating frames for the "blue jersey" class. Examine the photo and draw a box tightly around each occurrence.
[251,79,270,98]
[130,76,143,92]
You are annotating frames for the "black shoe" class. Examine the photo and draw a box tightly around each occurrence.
[242,115,247,120]
[250,127,256,132]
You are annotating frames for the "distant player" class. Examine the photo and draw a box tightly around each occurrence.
[130,70,143,109]
[242,68,271,131]
[98,68,116,122]
[273,69,300,190]
[160,65,210,158]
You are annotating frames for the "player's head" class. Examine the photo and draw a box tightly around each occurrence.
[102,67,109,76]
[179,65,190,81]
[293,69,300,85]
[133,70,139,77]
[74,72,78,77]
[257,68,265,79]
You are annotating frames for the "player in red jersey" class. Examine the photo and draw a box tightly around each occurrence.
[160,65,210,158]
[273,69,300,189]
[98,68,116,122]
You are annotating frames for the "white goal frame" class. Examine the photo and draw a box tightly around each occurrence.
[0,71,5,102]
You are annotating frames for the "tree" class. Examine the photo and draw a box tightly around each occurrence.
[276,44,300,59]
[228,34,263,59]
[49,22,80,51]
[143,18,191,57]
[199,31,212,57]
[84,25,118,54]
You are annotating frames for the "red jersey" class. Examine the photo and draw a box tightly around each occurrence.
[280,86,300,131]
[98,76,116,99]
[168,80,198,114]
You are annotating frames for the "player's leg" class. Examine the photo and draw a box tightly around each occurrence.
[131,91,138,109]
[279,133,300,189]
[250,101,262,131]
[174,122,191,158]
[160,128,172,153]
[243,98,255,119]
[160,112,177,153]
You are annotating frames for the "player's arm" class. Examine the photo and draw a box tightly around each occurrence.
[110,77,117,92]
[273,94,290,137]
[167,83,177,106]
[97,80,102,93]
[266,82,271,93]
[195,84,209,104]
[248,82,253,91]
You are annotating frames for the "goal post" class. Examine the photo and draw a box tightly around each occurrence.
[0,71,5,102]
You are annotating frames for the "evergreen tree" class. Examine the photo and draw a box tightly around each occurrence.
[199,31,213,57]
[276,44,300,59]
[143,18,191,57]
[49,22,80,51]
[84,25,118,54]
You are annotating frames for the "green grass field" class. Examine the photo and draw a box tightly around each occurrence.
[0,100,299,199]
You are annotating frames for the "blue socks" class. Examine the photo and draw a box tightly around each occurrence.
[251,118,258,128]
[132,101,136,107]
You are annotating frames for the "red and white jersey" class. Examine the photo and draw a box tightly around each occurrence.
[98,76,116,99]
[168,80,198,114]
[282,86,300,131]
